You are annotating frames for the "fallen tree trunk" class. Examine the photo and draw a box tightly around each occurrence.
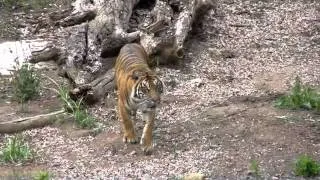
[28,0,214,103]
[0,110,68,134]
[68,69,115,104]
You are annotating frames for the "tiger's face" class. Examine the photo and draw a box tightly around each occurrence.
[130,70,164,112]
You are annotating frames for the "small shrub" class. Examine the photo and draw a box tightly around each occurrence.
[0,135,33,163]
[11,61,40,104]
[56,85,75,113]
[249,159,261,178]
[45,75,97,129]
[72,98,96,129]
[33,170,51,180]
[294,155,320,177]
[58,86,96,128]
[275,77,320,112]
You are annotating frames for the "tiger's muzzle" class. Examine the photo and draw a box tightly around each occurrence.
[140,98,160,113]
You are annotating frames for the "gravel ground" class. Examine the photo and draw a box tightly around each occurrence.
[1,0,320,179]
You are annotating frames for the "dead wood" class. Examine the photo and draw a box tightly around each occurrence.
[49,8,74,22]
[27,0,214,103]
[55,10,97,27]
[0,110,68,134]
[140,0,214,65]
[69,69,115,104]
[29,44,60,63]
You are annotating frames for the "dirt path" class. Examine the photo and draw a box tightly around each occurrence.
[0,0,320,179]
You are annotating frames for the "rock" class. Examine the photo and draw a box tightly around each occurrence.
[220,49,236,59]
[189,78,204,88]
[208,48,220,58]
[183,173,205,180]
[129,150,137,155]
[141,174,152,180]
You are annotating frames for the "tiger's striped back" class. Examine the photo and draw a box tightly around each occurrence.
[114,43,164,154]
[115,43,150,79]
[114,43,163,110]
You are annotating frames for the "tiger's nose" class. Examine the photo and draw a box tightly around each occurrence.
[148,101,156,109]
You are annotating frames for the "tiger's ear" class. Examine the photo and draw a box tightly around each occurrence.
[130,70,144,80]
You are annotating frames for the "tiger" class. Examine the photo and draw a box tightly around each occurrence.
[114,43,164,154]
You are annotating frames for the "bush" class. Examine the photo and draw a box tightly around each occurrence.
[249,159,261,178]
[45,76,97,129]
[275,77,320,112]
[33,170,51,180]
[11,61,40,104]
[0,135,33,163]
[72,98,96,129]
[294,155,320,177]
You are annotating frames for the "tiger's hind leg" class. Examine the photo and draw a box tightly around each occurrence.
[140,110,155,155]
[118,99,137,144]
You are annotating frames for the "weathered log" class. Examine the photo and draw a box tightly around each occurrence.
[140,0,214,65]
[29,43,60,63]
[174,0,214,50]
[97,0,141,58]
[0,110,67,134]
[139,0,175,65]
[49,8,74,22]
[26,0,214,104]
[55,9,97,27]
[69,69,115,104]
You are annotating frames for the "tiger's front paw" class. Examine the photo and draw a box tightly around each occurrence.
[123,132,137,144]
[140,137,153,155]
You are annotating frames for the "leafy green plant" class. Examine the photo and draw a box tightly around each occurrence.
[57,85,96,128]
[72,98,96,128]
[294,155,320,177]
[249,159,261,178]
[33,170,51,180]
[44,75,97,129]
[275,77,320,112]
[0,135,33,163]
[11,61,40,104]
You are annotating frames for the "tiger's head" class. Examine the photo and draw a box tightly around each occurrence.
[129,70,164,112]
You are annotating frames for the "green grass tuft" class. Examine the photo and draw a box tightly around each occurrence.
[57,85,96,129]
[70,97,96,129]
[294,155,320,177]
[45,75,97,129]
[275,77,320,112]
[249,159,261,178]
[0,135,33,163]
[33,170,51,180]
[11,61,40,104]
